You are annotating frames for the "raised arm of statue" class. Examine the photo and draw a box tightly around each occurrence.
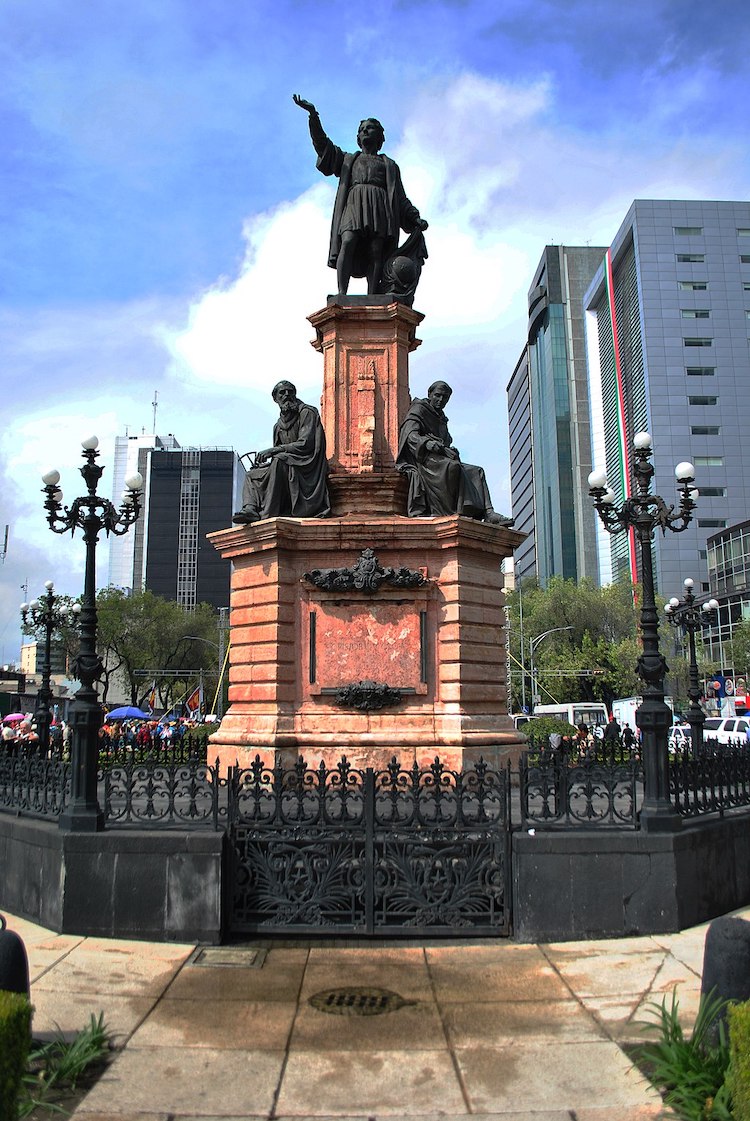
[293,93,330,159]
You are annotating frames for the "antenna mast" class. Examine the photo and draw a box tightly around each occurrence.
[152,389,158,434]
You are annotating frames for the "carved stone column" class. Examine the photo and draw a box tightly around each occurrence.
[308,297,422,516]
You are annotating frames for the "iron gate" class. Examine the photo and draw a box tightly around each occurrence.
[227,755,512,937]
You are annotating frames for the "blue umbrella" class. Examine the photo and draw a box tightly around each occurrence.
[106,706,151,720]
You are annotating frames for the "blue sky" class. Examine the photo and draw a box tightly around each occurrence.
[2,0,750,661]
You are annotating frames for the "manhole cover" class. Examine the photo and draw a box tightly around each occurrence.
[308,986,411,1016]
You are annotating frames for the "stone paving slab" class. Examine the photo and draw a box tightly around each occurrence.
[276,1048,468,1116]
[32,943,190,997]
[441,999,607,1045]
[453,1040,662,1113]
[427,959,572,1003]
[129,996,297,1049]
[73,1046,285,1116]
[164,959,307,1002]
[30,988,155,1046]
[540,947,667,998]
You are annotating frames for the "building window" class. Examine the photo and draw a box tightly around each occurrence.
[674,226,703,235]
[677,254,705,263]
[739,229,750,237]
[679,281,708,291]
[688,396,718,405]
[684,338,712,347]
[744,283,750,292]
[698,520,727,529]
[741,255,750,264]
[681,309,710,318]
[699,487,726,496]
[699,550,707,560]
[691,426,720,436]
[695,456,724,467]
[686,366,715,376]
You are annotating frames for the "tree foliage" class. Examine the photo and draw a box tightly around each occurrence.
[506,576,641,711]
[727,621,750,680]
[506,575,721,713]
[94,589,220,706]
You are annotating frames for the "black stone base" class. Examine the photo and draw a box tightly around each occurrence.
[0,816,224,943]
[3,811,750,944]
[512,813,750,942]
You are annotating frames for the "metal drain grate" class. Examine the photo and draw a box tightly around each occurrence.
[308,986,411,1016]
[188,947,267,968]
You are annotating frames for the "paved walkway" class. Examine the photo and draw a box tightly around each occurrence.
[10,908,746,1120]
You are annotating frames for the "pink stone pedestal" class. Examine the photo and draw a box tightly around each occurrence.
[209,298,526,774]
[208,514,525,774]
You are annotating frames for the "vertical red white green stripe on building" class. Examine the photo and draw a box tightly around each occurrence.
[605,248,638,585]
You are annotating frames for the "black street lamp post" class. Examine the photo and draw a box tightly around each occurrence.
[20,582,80,754]
[588,431,697,832]
[42,436,143,831]
[665,579,719,758]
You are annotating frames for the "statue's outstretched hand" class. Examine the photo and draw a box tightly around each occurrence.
[418,218,429,231]
[293,94,316,114]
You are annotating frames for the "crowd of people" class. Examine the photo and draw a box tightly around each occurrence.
[98,716,202,747]
[1,710,207,757]
[545,715,640,761]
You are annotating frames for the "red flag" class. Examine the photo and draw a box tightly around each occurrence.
[185,684,202,714]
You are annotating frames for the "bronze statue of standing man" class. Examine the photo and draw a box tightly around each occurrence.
[294,95,428,301]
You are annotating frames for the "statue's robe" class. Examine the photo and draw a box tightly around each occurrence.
[396,397,495,519]
[241,404,330,520]
[310,116,422,279]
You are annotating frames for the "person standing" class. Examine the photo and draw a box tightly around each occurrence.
[293,95,428,297]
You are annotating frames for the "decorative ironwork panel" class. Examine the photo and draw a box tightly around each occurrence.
[671,743,750,818]
[0,751,70,819]
[520,756,642,829]
[227,755,511,936]
[103,760,225,827]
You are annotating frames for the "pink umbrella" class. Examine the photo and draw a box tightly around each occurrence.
[2,713,26,724]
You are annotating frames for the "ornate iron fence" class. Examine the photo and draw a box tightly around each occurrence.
[0,751,70,819]
[103,759,226,827]
[519,755,643,829]
[5,737,750,833]
[0,743,222,827]
[670,741,750,818]
[227,755,512,936]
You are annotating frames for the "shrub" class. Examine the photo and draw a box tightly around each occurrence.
[635,989,732,1120]
[729,1000,750,1120]
[524,717,577,748]
[18,1011,110,1117]
[0,990,32,1120]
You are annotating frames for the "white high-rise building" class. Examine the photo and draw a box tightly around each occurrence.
[107,432,180,592]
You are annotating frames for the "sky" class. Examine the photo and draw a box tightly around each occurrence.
[1,0,750,663]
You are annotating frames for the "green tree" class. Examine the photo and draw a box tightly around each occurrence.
[506,576,640,711]
[728,620,750,681]
[94,589,220,707]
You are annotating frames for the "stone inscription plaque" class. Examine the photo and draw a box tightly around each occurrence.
[310,599,426,694]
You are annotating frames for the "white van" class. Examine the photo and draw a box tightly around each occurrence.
[532,702,609,733]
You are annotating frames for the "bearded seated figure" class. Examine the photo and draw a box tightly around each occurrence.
[233,380,330,524]
[396,381,513,526]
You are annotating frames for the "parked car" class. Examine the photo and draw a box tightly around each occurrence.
[702,717,750,746]
[668,724,691,752]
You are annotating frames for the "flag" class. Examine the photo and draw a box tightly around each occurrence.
[139,680,157,714]
[185,683,203,715]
